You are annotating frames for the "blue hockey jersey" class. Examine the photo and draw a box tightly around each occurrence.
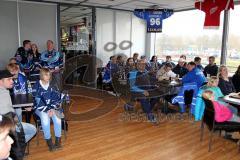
[40,49,63,70]
[32,80,62,112]
[134,9,173,32]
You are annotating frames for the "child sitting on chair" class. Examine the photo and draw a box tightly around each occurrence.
[32,68,63,152]
[7,63,32,122]
[202,90,240,123]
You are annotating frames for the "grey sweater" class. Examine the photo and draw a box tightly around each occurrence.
[0,87,14,115]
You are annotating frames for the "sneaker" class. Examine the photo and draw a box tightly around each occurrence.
[147,113,158,125]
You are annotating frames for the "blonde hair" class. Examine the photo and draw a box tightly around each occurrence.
[6,63,19,73]
[202,90,214,100]
[40,68,52,80]
[217,65,227,79]
[207,76,218,87]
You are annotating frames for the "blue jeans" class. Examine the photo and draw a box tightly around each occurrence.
[139,98,159,120]
[15,108,22,122]
[16,122,36,143]
[35,109,62,139]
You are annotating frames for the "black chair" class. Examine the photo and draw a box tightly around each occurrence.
[200,98,240,152]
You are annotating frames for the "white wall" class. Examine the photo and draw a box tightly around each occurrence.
[0,1,18,69]
[96,8,147,65]
[0,0,57,69]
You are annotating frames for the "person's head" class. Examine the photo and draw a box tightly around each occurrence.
[208,56,215,65]
[117,55,123,63]
[133,53,139,60]
[140,55,147,63]
[187,61,196,71]
[9,58,16,64]
[194,57,201,65]
[180,54,187,60]
[31,43,39,54]
[166,56,172,62]
[110,55,117,64]
[23,40,31,50]
[151,55,157,62]
[218,65,228,79]
[40,68,52,83]
[0,115,14,160]
[207,76,219,87]
[137,59,146,72]
[178,58,185,67]
[0,70,14,89]
[164,63,173,72]
[235,65,240,76]
[202,90,214,101]
[47,40,54,51]
[126,58,134,66]
[6,63,20,79]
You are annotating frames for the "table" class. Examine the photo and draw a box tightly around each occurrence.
[11,94,34,108]
[221,95,240,106]
[155,80,182,113]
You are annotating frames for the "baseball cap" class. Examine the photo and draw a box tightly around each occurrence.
[0,70,14,80]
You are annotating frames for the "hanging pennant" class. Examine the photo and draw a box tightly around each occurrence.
[134,9,173,33]
[195,0,234,29]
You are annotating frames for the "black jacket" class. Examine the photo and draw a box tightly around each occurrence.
[232,74,240,92]
[203,64,218,77]
[172,64,188,78]
[218,77,236,95]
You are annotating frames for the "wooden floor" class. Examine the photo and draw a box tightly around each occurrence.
[27,87,240,160]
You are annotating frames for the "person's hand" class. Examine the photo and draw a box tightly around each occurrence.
[25,107,32,111]
[143,90,149,97]
[48,109,54,117]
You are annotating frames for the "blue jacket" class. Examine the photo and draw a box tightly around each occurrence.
[102,62,119,83]
[182,67,207,88]
[128,70,155,94]
[194,85,225,121]
[172,82,198,113]
[32,80,62,112]
[13,73,32,94]
[41,49,63,70]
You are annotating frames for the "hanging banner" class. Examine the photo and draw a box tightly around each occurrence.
[134,9,173,33]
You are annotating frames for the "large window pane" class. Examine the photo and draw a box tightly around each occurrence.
[155,10,223,65]
[228,5,240,73]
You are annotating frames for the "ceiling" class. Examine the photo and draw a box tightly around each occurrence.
[22,0,240,25]
[29,0,201,11]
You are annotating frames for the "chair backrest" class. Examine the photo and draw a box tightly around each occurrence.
[202,98,215,130]
[180,82,198,97]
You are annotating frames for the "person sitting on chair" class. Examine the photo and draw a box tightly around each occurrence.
[156,63,176,81]
[128,59,159,124]
[7,63,32,123]
[182,61,207,88]
[202,90,240,123]
[32,68,63,152]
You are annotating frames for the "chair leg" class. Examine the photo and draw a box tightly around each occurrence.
[200,122,204,141]
[208,129,214,152]
[63,120,67,140]
[219,130,221,137]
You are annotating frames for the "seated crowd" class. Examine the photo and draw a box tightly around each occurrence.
[0,39,65,159]
[102,53,240,126]
[1,43,240,159]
